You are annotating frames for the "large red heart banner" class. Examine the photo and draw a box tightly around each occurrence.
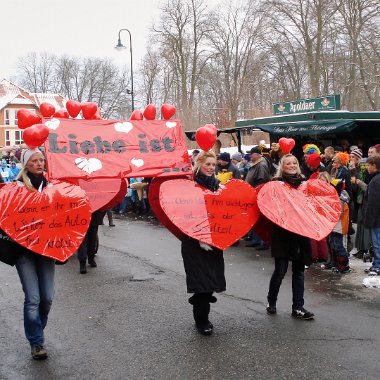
[257,179,341,241]
[158,179,260,250]
[0,181,91,261]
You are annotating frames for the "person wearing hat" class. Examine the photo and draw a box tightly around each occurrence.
[10,149,55,359]
[1,158,14,183]
[349,148,364,223]
[215,152,241,184]
[300,151,326,180]
[231,152,243,169]
[240,153,252,180]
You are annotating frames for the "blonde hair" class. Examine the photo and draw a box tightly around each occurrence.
[194,151,216,174]
[16,151,45,192]
[317,171,331,183]
[274,154,301,178]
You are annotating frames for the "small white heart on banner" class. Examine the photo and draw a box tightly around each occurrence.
[74,157,102,174]
[131,158,144,168]
[45,118,60,130]
[166,121,177,129]
[114,122,133,134]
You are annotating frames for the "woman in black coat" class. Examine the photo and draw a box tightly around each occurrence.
[266,154,314,320]
[181,150,225,335]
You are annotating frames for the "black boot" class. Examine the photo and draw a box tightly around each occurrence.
[193,303,212,335]
[88,256,97,268]
[79,261,87,274]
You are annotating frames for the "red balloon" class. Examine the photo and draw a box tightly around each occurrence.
[204,123,217,134]
[81,102,98,119]
[53,109,69,118]
[279,137,295,154]
[88,107,102,120]
[161,104,176,120]
[39,102,55,118]
[195,125,217,151]
[66,100,82,118]
[22,123,50,148]
[17,109,42,130]
[143,104,156,120]
[130,109,143,120]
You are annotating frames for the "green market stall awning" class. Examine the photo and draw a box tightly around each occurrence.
[254,119,356,136]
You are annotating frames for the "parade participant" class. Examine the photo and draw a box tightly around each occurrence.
[266,154,314,320]
[301,151,326,179]
[322,146,335,174]
[215,152,241,184]
[10,160,20,179]
[1,159,14,183]
[362,156,380,275]
[14,148,55,359]
[181,151,225,335]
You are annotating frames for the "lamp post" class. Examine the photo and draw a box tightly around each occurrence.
[115,28,135,111]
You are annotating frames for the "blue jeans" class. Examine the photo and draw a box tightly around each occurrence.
[267,258,305,310]
[16,254,55,346]
[371,227,380,269]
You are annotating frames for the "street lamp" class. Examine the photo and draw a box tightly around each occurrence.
[115,28,135,111]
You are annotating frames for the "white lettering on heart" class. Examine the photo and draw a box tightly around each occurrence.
[74,157,102,174]
[166,121,177,129]
[45,118,60,130]
[131,158,144,168]
[114,122,133,134]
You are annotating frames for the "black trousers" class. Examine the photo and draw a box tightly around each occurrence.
[77,226,99,262]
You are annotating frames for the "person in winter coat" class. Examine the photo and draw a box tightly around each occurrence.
[181,150,225,335]
[362,156,380,275]
[215,152,241,184]
[0,159,14,183]
[266,154,314,320]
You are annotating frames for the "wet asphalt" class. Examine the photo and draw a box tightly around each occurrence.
[0,215,379,380]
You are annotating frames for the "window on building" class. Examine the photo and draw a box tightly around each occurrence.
[5,131,10,146]
[15,130,23,145]
[14,109,18,126]
[5,110,10,125]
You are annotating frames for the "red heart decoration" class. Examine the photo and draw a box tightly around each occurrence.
[53,109,69,118]
[88,106,102,120]
[81,102,98,119]
[66,100,82,118]
[130,109,144,120]
[195,124,217,151]
[143,104,157,120]
[0,180,91,261]
[159,179,259,249]
[17,109,42,130]
[71,178,127,212]
[161,104,176,120]
[278,137,295,154]
[39,102,56,118]
[257,179,341,240]
[22,123,50,148]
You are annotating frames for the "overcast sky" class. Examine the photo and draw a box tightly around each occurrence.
[0,0,167,80]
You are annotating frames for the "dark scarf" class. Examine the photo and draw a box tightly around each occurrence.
[26,171,47,191]
[195,171,220,192]
[279,173,304,188]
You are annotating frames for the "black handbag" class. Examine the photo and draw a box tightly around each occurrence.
[0,230,23,266]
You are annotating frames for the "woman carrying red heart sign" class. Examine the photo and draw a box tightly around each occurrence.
[181,151,225,335]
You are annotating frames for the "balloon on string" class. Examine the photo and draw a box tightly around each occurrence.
[279,137,295,154]
[66,100,82,118]
[81,102,98,119]
[143,104,156,120]
[195,124,217,151]
[130,109,144,120]
[161,104,176,120]
[39,102,56,118]
[22,124,50,148]
[17,110,42,129]
[53,109,70,118]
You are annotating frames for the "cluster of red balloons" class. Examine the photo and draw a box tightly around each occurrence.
[129,103,177,121]
[195,124,217,151]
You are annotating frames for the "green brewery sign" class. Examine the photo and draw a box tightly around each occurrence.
[273,95,341,115]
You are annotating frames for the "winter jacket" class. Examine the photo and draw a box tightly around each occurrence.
[362,171,380,228]
[215,162,241,184]
[245,157,271,188]
[332,190,350,234]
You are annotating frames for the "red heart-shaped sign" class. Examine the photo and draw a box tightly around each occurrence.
[195,124,217,151]
[279,137,295,154]
[66,100,82,118]
[0,181,91,261]
[161,104,176,120]
[81,102,98,119]
[257,179,341,240]
[159,179,259,249]
[23,123,50,148]
[53,109,69,118]
[17,109,42,130]
[40,102,56,118]
[143,104,157,120]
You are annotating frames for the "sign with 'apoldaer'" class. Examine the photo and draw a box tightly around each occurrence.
[43,118,192,180]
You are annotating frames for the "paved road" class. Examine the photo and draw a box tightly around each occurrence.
[1,217,379,379]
